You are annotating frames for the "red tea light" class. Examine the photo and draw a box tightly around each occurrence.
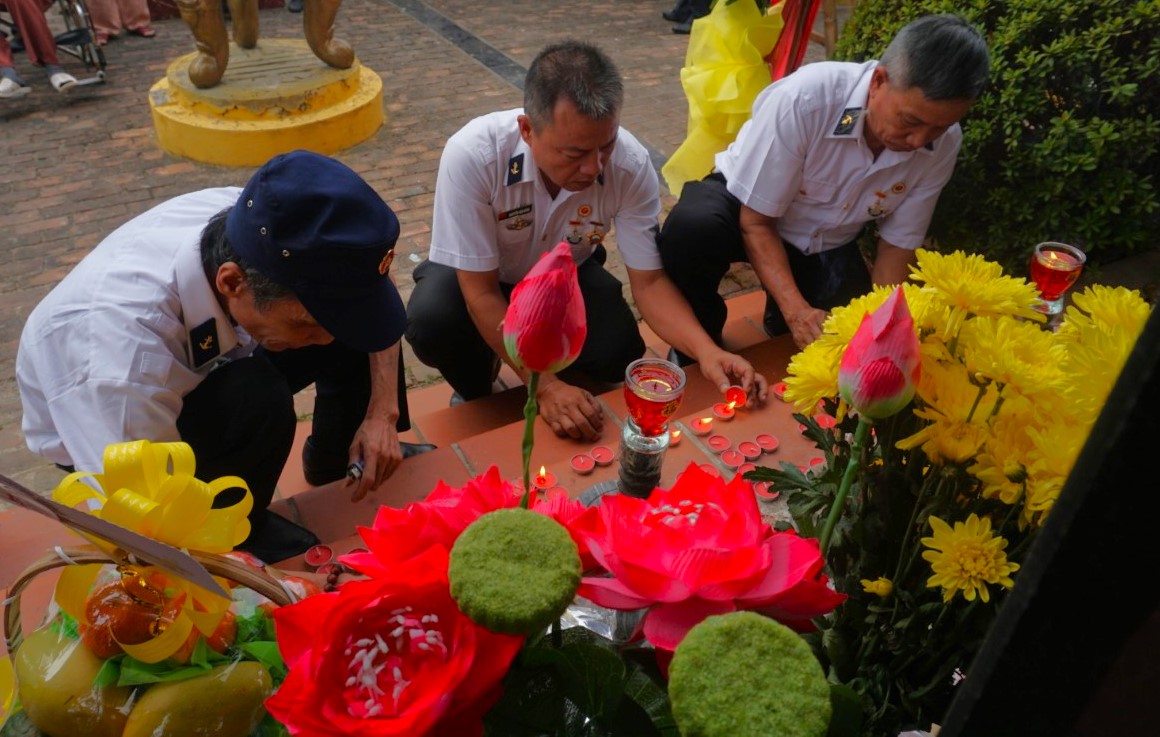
[304,544,333,568]
[773,382,788,400]
[724,385,748,407]
[590,446,615,466]
[707,434,731,453]
[546,486,569,496]
[533,466,557,490]
[669,428,683,446]
[699,463,722,478]
[753,481,779,499]
[736,462,757,476]
[689,417,714,436]
[797,423,808,433]
[810,457,826,468]
[797,464,809,473]
[755,434,779,452]
[316,562,341,577]
[738,441,762,461]
[816,413,837,429]
[720,449,745,468]
[347,547,369,556]
[712,402,737,420]
[570,453,596,475]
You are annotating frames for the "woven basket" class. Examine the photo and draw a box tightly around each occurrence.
[3,546,297,655]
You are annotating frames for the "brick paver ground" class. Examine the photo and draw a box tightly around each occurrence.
[1,0,831,492]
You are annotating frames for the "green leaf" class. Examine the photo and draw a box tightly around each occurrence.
[826,683,865,737]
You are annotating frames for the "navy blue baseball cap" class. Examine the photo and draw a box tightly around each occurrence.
[226,150,405,353]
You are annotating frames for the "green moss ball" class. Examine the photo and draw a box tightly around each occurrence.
[669,612,831,737]
[449,508,581,636]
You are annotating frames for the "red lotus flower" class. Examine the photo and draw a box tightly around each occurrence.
[343,467,598,576]
[266,546,524,737]
[574,464,845,653]
[502,242,587,374]
[838,286,921,420]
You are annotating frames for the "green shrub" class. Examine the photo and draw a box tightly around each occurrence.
[836,0,1160,272]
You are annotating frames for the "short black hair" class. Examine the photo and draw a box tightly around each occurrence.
[524,40,623,130]
[199,207,293,309]
[880,14,991,101]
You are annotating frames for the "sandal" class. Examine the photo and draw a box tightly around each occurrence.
[128,26,156,38]
[49,71,77,94]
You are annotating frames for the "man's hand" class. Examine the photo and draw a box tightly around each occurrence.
[698,348,769,407]
[785,305,829,349]
[537,379,603,441]
[345,415,402,502]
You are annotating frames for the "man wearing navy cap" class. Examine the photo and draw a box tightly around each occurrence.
[16,150,431,563]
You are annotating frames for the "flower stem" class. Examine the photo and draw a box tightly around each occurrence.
[519,371,540,509]
[819,418,872,555]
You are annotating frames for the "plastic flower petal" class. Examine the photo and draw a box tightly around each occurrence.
[267,546,525,737]
[838,286,921,420]
[574,464,844,653]
[921,514,1019,603]
[502,242,587,374]
[861,577,893,598]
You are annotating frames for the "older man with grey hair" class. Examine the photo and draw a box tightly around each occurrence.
[659,14,991,351]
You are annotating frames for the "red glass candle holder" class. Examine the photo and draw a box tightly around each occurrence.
[624,358,687,437]
[1030,241,1086,315]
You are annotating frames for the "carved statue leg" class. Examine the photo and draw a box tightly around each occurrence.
[229,0,258,48]
[176,0,230,88]
[303,0,354,69]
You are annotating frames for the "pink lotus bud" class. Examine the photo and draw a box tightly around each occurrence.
[503,242,587,374]
[838,287,920,420]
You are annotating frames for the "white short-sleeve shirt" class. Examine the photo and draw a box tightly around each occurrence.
[716,61,961,253]
[16,188,257,473]
[428,108,662,285]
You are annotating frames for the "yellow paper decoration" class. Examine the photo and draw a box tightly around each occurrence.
[0,655,14,729]
[50,440,253,663]
[662,0,786,196]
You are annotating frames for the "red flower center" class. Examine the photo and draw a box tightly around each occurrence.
[341,605,448,718]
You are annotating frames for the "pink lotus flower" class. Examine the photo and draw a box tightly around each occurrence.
[502,242,587,374]
[838,286,921,420]
[573,464,845,654]
[343,467,597,576]
[266,547,524,737]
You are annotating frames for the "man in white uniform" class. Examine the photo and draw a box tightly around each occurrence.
[659,14,990,350]
[17,151,431,563]
[407,41,767,442]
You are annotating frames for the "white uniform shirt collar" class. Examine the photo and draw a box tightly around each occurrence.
[173,230,246,369]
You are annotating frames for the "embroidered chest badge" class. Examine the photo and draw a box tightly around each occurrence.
[190,318,221,369]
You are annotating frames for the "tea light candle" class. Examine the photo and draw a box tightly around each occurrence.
[720,449,744,468]
[816,413,837,429]
[570,453,596,475]
[738,441,762,461]
[753,481,779,499]
[590,446,614,466]
[669,428,682,446]
[707,434,731,453]
[724,385,748,407]
[304,544,333,568]
[316,562,341,577]
[712,402,737,420]
[736,462,757,476]
[755,434,779,452]
[689,417,714,435]
[798,423,808,433]
[347,547,369,556]
[546,486,569,496]
[533,466,557,490]
[699,463,722,478]
[773,381,788,400]
[809,456,826,469]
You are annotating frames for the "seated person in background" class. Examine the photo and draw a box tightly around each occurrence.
[0,0,77,96]
[658,14,991,350]
[17,151,432,564]
[87,0,155,46]
[406,40,766,443]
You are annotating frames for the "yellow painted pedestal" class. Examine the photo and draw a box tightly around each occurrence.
[149,39,384,167]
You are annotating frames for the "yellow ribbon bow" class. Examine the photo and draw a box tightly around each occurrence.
[51,440,254,663]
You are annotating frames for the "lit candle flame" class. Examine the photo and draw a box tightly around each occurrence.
[726,401,736,411]
[537,465,547,479]
[700,416,713,423]
[671,429,681,440]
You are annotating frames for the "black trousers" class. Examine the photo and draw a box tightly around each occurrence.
[658,172,872,346]
[175,342,410,518]
[405,248,645,400]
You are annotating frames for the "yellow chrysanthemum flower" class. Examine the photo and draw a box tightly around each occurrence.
[970,406,1036,506]
[1063,285,1151,337]
[909,249,1044,339]
[783,341,843,414]
[861,577,894,598]
[897,361,998,464]
[957,316,1068,400]
[921,514,1019,603]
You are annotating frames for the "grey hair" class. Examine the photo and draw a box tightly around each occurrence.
[523,40,623,130]
[879,14,990,101]
[199,207,294,309]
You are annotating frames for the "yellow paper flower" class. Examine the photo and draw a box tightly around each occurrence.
[909,249,1044,338]
[860,577,893,598]
[921,514,1019,603]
